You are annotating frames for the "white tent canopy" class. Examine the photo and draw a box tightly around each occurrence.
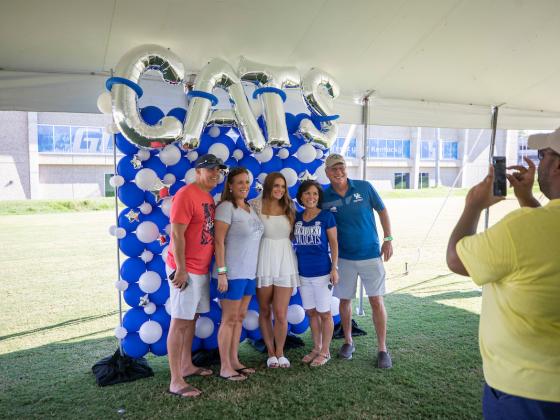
[1,0,560,129]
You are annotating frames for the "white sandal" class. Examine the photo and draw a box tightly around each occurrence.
[277,356,290,368]
[266,356,279,368]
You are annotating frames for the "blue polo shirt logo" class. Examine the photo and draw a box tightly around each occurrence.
[353,193,363,203]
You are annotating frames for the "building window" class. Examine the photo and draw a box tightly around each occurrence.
[104,173,115,197]
[38,124,112,154]
[394,172,410,189]
[419,172,429,188]
[332,137,357,158]
[367,139,410,159]
[420,140,458,160]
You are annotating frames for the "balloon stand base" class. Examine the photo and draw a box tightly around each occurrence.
[92,349,154,387]
[192,349,220,367]
[247,333,305,353]
[332,319,367,339]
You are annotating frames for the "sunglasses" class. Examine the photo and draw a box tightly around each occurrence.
[538,149,560,161]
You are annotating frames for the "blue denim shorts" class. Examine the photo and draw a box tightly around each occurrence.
[216,278,256,301]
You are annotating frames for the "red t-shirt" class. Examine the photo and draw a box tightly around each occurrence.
[166,183,215,274]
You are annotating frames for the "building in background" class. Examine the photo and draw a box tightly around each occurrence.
[0,111,540,200]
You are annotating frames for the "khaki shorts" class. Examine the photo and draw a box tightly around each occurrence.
[166,265,210,320]
[333,257,386,299]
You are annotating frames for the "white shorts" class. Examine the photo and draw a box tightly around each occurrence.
[299,274,333,313]
[166,265,210,321]
[334,257,386,300]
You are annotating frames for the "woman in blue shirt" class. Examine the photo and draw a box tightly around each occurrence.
[293,180,339,366]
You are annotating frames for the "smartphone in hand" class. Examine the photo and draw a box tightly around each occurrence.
[492,156,507,197]
[169,270,188,290]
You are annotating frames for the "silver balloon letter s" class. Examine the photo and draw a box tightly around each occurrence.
[111,45,185,149]
[298,68,340,150]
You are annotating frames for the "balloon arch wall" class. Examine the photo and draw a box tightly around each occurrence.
[101,45,342,358]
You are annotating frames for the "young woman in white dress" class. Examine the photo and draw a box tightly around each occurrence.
[251,172,299,368]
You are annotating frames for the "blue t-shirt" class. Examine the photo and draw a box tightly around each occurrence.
[293,210,336,277]
[321,179,385,260]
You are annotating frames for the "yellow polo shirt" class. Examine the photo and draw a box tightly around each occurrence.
[457,199,560,402]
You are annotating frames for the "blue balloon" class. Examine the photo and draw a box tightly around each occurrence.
[247,328,262,341]
[167,107,187,124]
[202,330,219,350]
[209,278,218,300]
[119,233,145,258]
[290,316,309,334]
[294,201,305,213]
[169,181,186,196]
[307,158,323,173]
[261,156,282,174]
[120,257,147,283]
[257,115,266,135]
[140,106,165,126]
[118,207,142,233]
[150,305,171,329]
[333,313,341,325]
[283,156,305,174]
[204,301,222,324]
[147,255,166,279]
[118,182,145,208]
[239,328,247,343]
[117,156,140,181]
[248,295,259,311]
[144,191,157,206]
[149,278,169,305]
[289,291,303,306]
[239,156,261,178]
[224,157,238,169]
[287,134,304,155]
[147,238,166,254]
[216,134,236,152]
[144,207,169,231]
[115,133,139,155]
[123,307,149,332]
[144,156,167,179]
[310,114,326,130]
[233,133,251,155]
[211,182,224,196]
[285,113,298,134]
[288,183,300,199]
[123,282,145,307]
[122,332,149,358]
[150,329,169,356]
[192,336,202,352]
[167,158,190,179]
[247,185,260,200]
[196,133,214,155]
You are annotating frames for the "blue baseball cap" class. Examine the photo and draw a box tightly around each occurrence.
[194,153,227,169]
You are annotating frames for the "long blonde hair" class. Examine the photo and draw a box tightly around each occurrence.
[261,172,295,227]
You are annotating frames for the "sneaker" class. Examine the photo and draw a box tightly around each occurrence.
[338,342,355,360]
[377,351,392,369]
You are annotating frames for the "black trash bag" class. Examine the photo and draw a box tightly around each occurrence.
[247,332,304,353]
[92,349,153,387]
[332,319,367,339]
[191,348,220,367]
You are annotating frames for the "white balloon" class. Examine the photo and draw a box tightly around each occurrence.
[287,304,306,324]
[254,146,273,163]
[135,168,159,191]
[213,193,222,203]
[277,148,290,159]
[208,143,230,162]
[114,326,128,339]
[163,173,176,185]
[232,149,244,161]
[187,151,198,162]
[185,168,197,184]
[115,227,127,239]
[139,320,163,344]
[165,224,171,235]
[195,316,214,339]
[138,271,162,293]
[218,172,226,184]
[161,197,172,217]
[109,175,125,188]
[164,298,171,315]
[136,149,151,161]
[161,246,169,263]
[291,287,298,297]
[159,145,182,166]
[208,126,221,138]
[330,296,340,317]
[140,250,154,263]
[139,202,152,215]
[257,173,267,184]
[143,302,156,315]
[96,92,112,114]
[136,221,160,243]
[315,149,324,160]
[109,225,117,236]
[280,167,297,187]
[242,310,259,331]
[248,171,254,186]
[297,143,316,164]
[106,122,120,134]
[314,164,329,185]
[114,279,129,291]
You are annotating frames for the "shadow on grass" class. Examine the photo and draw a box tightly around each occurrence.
[0,293,483,419]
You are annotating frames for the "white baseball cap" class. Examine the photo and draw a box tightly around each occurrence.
[528,128,560,154]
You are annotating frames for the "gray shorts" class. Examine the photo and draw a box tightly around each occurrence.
[333,257,386,300]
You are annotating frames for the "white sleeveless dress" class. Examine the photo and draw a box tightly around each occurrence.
[251,199,299,288]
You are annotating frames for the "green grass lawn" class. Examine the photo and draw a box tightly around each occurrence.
[0,208,485,419]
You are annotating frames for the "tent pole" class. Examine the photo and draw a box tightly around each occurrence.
[484,105,499,230]
[357,91,374,316]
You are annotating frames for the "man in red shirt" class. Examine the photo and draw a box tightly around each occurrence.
[166,154,226,398]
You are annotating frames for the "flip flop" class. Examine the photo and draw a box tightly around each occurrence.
[184,367,213,378]
[235,367,256,375]
[167,385,201,398]
[218,373,246,381]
